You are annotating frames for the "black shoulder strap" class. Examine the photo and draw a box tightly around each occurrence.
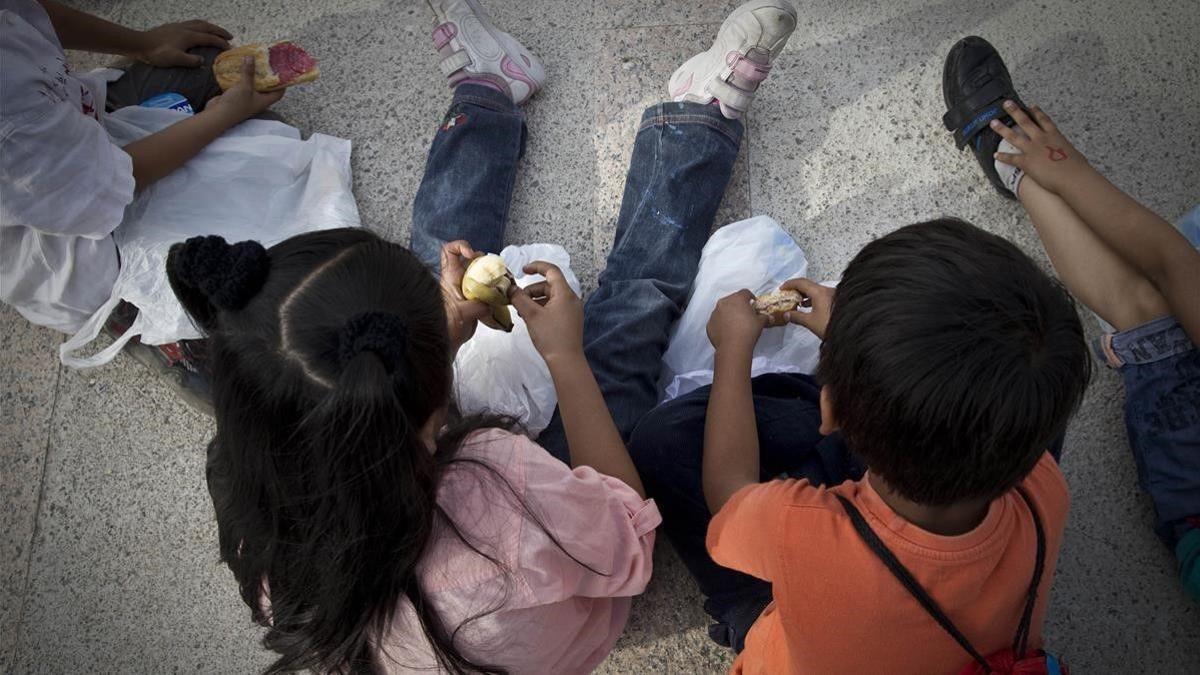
[835,487,1045,673]
[1011,487,1046,659]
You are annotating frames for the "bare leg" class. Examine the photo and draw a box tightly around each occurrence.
[1017,176,1170,331]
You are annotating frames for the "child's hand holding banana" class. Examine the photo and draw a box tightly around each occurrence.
[461,253,516,332]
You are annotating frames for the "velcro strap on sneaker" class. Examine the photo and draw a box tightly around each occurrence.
[953,104,1005,149]
[708,79,754,112]
[942,79,1008,130]
[728,54,771,83]
[432,22,458,50]
[943,79,1018,148]
[439,50,473,77]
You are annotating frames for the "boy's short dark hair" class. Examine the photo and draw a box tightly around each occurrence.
[818,218,1091,506]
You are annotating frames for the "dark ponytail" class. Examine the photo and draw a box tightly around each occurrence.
[262,338,438,673]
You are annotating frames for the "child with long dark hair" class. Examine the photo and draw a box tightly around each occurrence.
[166,0,798,672]
[171,227,652,674]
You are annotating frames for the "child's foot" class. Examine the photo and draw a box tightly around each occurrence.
[427,0,546,104]
[942,36,1028,199]
[669,0,798,119]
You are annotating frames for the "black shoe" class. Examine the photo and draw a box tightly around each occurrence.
[942,36,1026,198]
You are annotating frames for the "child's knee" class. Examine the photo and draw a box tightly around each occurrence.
[1122,278,1172,331]
[629,397,704,470]
[629,405,675,468]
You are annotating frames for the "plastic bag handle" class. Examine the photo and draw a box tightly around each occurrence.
[59,294,142,369]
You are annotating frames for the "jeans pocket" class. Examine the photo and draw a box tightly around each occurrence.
[1121,351,1200,527]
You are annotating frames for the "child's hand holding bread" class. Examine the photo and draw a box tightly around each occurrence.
[213,41,318,92]
[753,279,834,339]
[206,56,285,122]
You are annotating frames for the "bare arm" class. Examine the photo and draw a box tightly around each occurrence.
[993,102,1200,342]
[122,109,238,189]
[38,1,230,66]
[510,263,645,497]
[701,290,767,513]
[703,340,760,513]
[547,353,645,497]
[121,56,283,191]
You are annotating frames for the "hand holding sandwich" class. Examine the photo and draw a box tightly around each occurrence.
[206,56,285,123]
[122,57,282,190]
[717,278,835,345]
[776,278,834,340]
[701,280,836,512]
[707,289,768,353]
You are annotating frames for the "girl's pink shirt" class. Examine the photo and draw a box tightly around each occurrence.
[376,428,661,673]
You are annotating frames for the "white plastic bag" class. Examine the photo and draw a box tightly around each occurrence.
[452,244,582,437]
[659,215,828,401]
[60,105,360,368]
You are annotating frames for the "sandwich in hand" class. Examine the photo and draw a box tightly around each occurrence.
[752,289,803,320]
[213,41,319,92]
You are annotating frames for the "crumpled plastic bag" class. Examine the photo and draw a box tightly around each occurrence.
[452,244,582,437]
[60,104,360,368]
[658,215,828,401]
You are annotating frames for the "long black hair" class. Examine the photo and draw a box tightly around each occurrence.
[169,228,533,673]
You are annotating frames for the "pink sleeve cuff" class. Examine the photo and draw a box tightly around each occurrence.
[597,474,662,538]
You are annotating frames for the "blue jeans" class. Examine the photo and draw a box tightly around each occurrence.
[411,85,744,462]
[1097,317,1200,545]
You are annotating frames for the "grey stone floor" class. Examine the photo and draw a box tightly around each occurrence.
[3,0,1199,672]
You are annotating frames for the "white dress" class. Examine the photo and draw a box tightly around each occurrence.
[0,0,135,333]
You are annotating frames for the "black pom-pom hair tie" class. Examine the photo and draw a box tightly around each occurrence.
[337,312,410,379]
[170,235,271,311]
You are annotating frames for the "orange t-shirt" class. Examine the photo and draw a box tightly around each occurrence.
[706,452,1069,675]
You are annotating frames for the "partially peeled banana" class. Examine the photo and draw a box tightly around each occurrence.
[462,254,515,332]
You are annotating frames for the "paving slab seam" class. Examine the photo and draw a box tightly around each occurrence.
[10,364,63,667]
[599,22,722,32]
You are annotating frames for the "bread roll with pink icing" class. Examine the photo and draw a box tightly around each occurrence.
[213,41,319,92]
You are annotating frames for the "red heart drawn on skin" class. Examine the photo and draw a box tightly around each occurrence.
[1047,146,1068,161]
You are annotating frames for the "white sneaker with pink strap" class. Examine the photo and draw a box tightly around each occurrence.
[427,0,546,104]
[669,0,797,119]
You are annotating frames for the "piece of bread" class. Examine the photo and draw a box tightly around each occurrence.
[213,41,319,92]
[753,289,803,319]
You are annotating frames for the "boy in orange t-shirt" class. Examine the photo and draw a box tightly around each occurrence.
[631,219,1091,673]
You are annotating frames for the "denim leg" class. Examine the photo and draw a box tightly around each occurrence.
[537,102,743,463]
[410,85,526,271]
[628,372,865,651]
[1098,316,1200,546]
